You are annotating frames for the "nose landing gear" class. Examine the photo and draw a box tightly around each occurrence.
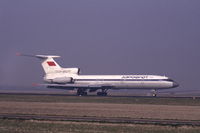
[151,89,157,97]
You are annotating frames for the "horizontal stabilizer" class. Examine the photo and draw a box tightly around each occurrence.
[16,53,60,59]
[17,52,62,74]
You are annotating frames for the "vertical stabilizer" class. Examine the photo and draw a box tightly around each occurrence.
[35,55,61,74]
[17,53,62,74]
[40,56,61,74]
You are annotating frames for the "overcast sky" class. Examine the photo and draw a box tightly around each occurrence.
[0,0,200,90]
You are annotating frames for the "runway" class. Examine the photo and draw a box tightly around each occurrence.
[1,113,200,126]
[0,92,199,99]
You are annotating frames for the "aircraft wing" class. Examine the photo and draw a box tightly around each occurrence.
[35,83,114,90]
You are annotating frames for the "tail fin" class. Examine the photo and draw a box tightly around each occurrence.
[17,53,62,74]
[38,55,61,74]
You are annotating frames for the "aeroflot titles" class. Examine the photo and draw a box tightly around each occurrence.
[122,76,149,79]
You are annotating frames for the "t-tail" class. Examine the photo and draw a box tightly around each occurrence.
[16,53,80,75]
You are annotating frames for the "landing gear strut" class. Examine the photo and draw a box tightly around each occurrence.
[97,89,108,96]
[77,88,87,96]
[151,89,157,97]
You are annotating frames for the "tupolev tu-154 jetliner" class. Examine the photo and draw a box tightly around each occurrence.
[18,53,179,96]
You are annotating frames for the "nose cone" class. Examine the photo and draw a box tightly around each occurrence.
[173,82,179,88]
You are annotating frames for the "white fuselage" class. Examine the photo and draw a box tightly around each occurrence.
[74,75,173,89]
[44,74,178,90]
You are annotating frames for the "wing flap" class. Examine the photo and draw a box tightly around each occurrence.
[35,83,114,90]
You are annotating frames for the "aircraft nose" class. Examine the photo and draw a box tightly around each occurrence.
[173,82,179,88]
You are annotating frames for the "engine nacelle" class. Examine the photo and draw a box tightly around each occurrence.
[52,77,74,84]
[62,68,80,75]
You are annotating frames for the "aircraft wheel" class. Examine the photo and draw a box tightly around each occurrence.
[103,92,107,96]
[97,92,107,96]
[77,89,87,96]
[151,89,157,97]
[77,89,81,96]
[83,92,87,96]
[97,92,101,96]
[152,93,157,97]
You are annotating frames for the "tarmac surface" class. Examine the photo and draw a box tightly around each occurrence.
[0,92,199,98]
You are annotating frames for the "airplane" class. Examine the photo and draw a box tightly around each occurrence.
[18,53,179,96]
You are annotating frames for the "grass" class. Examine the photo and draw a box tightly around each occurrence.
[0,119,200,133]
[1,99,200,120]
[0,93,200,106]
[0,94,200,132]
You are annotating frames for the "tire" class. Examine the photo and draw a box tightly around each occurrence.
[77,89,87,96]
[97,92,107,96]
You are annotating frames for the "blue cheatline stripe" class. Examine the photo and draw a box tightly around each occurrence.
[75,79,173,82]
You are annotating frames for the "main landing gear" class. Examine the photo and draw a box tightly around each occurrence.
[97,89,108,96]
[77,88,108,96]
[77,88,87,96]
